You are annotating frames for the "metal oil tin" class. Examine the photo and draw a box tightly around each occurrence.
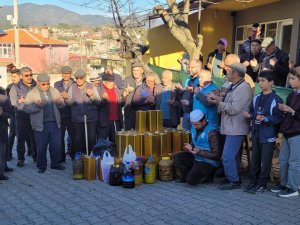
[154,110,163,131]
[143,132,157,157]
[135,110,147,133]
[182,130,191,148]
[156,132,167,157]
[172,129,182,153]
[147,110,157,132]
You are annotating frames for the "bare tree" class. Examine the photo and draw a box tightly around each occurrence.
[154,0,203,60]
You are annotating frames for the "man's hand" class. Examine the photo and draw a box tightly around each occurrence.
[102,93,108,100]
[278,103,295,114]
[175,83,183,91]
[19,96,26,104]
[194,86,200,94]
[250,58,258,68]
[61,91,69,100]
[269,57,278,66]
[243,61,250,67]
[35,100,45,108]
[186,86,194,93]
[183,143,193,151]
[243,112,251,119]
[145,95,155,104]
[256,114,265,122]
[168,99,175,105]
[181,99,189,106]
[207,93,221,104]
[86,89,94,98]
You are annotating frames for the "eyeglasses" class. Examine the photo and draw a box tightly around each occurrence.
[24,74,33,77]
[251,30,258,33]
[41,83,50,86]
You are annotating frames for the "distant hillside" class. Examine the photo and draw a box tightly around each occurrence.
[0,3,112,27]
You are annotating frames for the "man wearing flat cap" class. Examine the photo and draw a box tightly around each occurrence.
[259,37,289,86]
[97,73,124,143]
[89,71,101,88]
[66,69,100,156]
[24,73,66,173]
[54,66,75,162]
[208,62,252,190]
[240,39,263,82]
[99,65,123,90]
[173,109,223,185]
[122,62,146,130]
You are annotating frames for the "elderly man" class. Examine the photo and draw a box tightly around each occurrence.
[99,65,123,90]
[208,63,252,190]
[178,59,201,130]
[89,72,101,88]
[97,74,124,143]
[67,69,100,156]
[54,66,75,162]
[24,73,65,173]
[158,70,180,128]
[173,109,223,185]
[259,37,289,87]
[122,62,145,130]
[9,67,37,167]
[240,39,263,82]
[0,83,13,180]
[193,70,219,127]
[132,73,162,111]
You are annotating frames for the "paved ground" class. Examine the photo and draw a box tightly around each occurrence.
[1,154,300,225]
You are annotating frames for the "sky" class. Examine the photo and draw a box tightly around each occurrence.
[3,0,164,15]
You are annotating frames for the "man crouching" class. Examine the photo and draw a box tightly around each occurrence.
[173,109,223,185]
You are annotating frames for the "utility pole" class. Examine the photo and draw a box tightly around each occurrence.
[14,0,21,68]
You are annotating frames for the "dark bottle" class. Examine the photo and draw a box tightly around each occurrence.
[122,162,135,188]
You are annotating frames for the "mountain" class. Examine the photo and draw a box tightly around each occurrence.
[0,3,112,27]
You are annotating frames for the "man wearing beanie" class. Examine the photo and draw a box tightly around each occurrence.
[24,73,65,173]
[206,38,230,77]
[97,73,124,143]
[67,69,100,156]
[54,66,75,162]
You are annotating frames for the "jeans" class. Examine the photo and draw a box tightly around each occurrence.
[222,135,244,182]
[7,114,16,158]
[182,113,191,131]
[33,122,61,169]
[173,151,217,185]
[60,118,73,161]
[250,136,274,187]
[279,135,300,191]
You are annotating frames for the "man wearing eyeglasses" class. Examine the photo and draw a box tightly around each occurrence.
[24,73,65,173]
[241,23,262,56]
[9,67,37,167]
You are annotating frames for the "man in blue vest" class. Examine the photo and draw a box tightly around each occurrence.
[173,109,223,185]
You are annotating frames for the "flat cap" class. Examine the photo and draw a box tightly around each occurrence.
[228,63,247,75]
[261,37,275,48]
[61,66,72,74]
[190,109,204,123]
[132,62,143,68]
[102,73,115,81]
[89,72,100,81]
[74,69,86,78]
[37,73,50,82]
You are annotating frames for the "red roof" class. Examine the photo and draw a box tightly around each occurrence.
[0,29,67,46]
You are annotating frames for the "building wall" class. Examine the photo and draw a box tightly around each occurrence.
[234,0,300,64]
[148,9,233,69]
[45,45,69,68]
[20,46,47,73]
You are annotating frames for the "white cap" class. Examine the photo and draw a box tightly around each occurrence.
[190,109,204,123]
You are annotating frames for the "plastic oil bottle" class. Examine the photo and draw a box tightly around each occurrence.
[144,156,156,184]
[134,158,143,186]
[73,152,83,180]
[122,162,135,188]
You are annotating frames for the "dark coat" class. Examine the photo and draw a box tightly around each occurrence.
[97,84,125,128]
[54,79,75,119]
[240,51,263,82]
[132,82,163,111]
[259,48,289,87]
[0,94,11,142]
[156,83,181,127]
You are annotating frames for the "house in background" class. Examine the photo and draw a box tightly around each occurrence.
[0,29,68,73]
[147,0,300,70]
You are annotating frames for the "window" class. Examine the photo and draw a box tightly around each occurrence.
[234,19,293,55]
[0,44,13,58]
